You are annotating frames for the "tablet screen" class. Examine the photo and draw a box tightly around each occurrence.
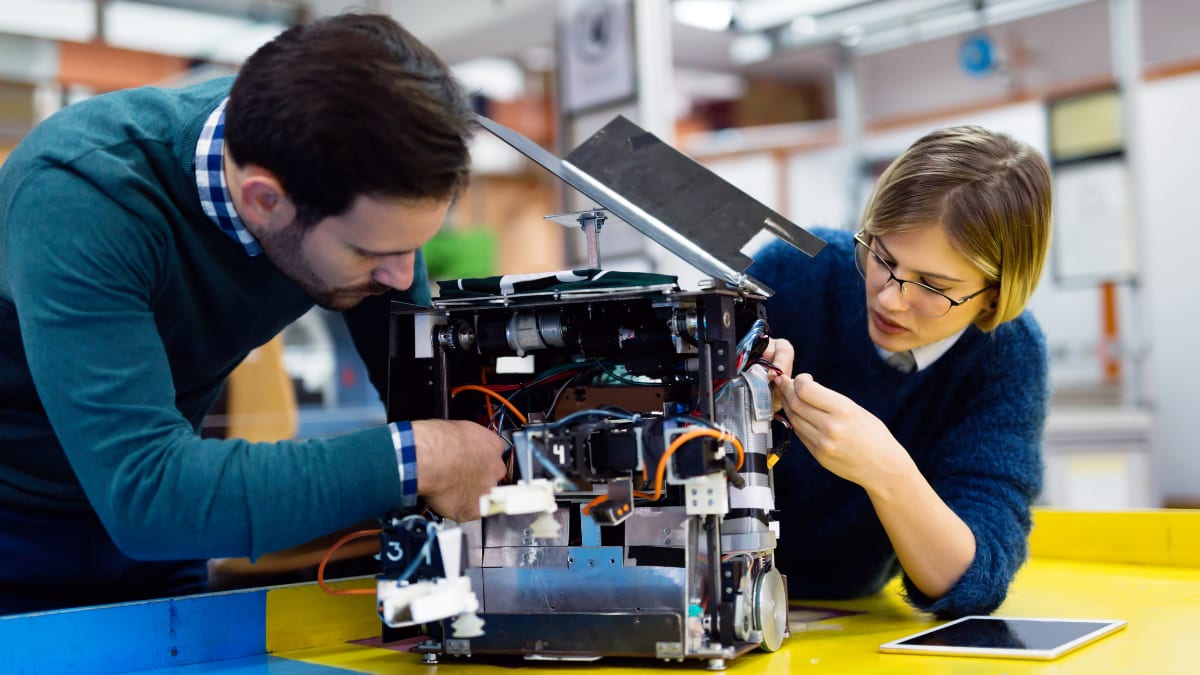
[880,616,1126,660]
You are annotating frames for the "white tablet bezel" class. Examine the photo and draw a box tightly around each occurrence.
[879,616,1127,660]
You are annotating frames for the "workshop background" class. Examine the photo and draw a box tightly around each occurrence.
[0,0,1194,511]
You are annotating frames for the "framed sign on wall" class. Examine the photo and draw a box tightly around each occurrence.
[558,0,636,114]
[1046,89,1136,284]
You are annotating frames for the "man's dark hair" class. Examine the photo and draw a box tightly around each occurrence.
[224,13,474,228]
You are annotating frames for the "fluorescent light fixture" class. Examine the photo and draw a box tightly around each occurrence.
[0,0,95,42]
[105,1,285,62]
[786,15,819,38]
[729,32,773,64]
[839,24,864,47]
[734,0,866,32]
[453,57,525,102]
[850,0,1094,55]
[204,22,287,63]
[673,0,736,32]
[776,0,950,48]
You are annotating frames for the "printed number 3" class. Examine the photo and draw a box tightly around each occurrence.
[385,541,404,562]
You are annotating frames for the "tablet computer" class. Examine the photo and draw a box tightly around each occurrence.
[879,616,1126,660]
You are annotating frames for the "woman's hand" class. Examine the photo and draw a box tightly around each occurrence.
[768,367,974,593]
[760,338,795,376]
[769,371,912,490]
[761,338,794,412]
[768,370,976,598]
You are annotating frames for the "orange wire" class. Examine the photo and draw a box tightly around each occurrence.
[586,490,656,513]
[643,427,744,483]
[479,368,497,424]
[317,528,382,596]
[479,369,514,483]
[581,493,608,516]
[450,384,528,424]
[730,434,745,471]
[650,428,745,500]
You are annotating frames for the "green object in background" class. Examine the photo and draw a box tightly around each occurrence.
[422,228,497,282]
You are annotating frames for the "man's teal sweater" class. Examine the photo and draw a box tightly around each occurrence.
[0,79,426,575]
[749,228,1048,618]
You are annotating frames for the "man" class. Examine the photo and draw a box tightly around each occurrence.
[0,13,505,614]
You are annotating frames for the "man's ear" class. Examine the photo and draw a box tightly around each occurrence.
[236,168,293,232]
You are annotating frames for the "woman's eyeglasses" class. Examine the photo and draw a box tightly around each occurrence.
[853,231,991,318]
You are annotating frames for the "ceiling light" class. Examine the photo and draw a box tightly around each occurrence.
[105,1,285,62]
[786,15,819,38]
[735,0,866,32]
[839,24,864,47]
[453,57,525,102]
[673,0,736,32]
[729,32,774,64]
[0,0,95,42]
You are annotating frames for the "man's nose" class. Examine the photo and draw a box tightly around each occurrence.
[372,256,414,291]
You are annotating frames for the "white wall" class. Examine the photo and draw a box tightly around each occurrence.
[1138,69,1200,503]
[786,145,853,231]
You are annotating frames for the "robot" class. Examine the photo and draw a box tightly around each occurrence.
[375,113,824,669]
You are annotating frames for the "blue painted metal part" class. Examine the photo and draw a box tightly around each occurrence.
[0,590,267,674]
[136,654,351,674]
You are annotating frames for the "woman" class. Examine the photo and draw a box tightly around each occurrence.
[751,125,1053,618]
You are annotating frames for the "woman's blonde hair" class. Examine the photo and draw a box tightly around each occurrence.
[860,126,1052,332]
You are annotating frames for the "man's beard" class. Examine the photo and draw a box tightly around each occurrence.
[256,224,385,311]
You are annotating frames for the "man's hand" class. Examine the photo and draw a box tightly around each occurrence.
[411,419,506,522]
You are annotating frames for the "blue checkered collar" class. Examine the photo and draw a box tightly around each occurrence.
[194,98,262,256]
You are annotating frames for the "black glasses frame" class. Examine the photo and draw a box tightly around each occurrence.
[853,231,992,318]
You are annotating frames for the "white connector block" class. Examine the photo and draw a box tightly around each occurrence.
[377,575,482,634]
[478,478,556,517]
[683,473,729,516]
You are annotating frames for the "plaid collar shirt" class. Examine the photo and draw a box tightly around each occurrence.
[194,98,262,256]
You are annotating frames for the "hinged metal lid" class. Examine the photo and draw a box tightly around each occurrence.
[476,114,825,297]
